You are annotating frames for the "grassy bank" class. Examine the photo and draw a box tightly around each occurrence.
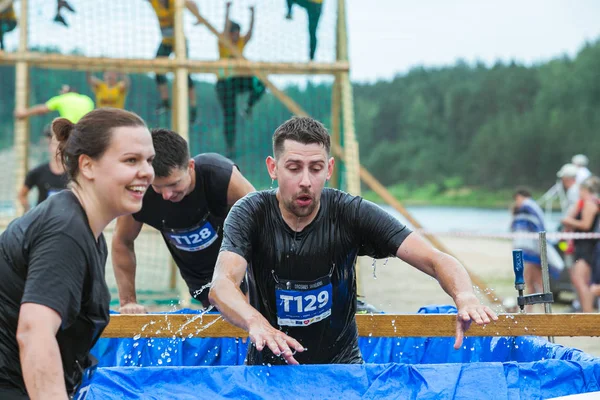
[361,182,547,209]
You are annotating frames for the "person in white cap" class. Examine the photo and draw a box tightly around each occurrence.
[572,154,592,184]
[557,163,580,212]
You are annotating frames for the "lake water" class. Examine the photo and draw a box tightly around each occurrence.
[0,200,562,235]
[382,205,563,235]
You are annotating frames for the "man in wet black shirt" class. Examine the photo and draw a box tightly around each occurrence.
[112,128,255,312]
[209,116,498,365]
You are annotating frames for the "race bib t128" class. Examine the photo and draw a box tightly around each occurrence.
[275,277,332,327]
[163,220,218,252]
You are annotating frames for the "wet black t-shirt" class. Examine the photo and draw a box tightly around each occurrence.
[24,163,69,205]
[0,190,110,396]
[133,153,234,293]
[220,188,412,365]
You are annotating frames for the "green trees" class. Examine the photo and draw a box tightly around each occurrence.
[0,38,598,192]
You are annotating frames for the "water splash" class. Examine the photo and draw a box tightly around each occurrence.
[191,281,213,300]
[371,259,377,279]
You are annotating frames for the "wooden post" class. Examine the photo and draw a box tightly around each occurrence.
[337,0,360,196]
[169,0,190,304]
[173,0,189,141]
[14,0,29,217]
[329,77,341,188]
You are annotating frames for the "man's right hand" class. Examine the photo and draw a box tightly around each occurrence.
[119,302,147,314]
[248,316,304,365]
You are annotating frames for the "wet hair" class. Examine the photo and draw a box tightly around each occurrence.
[273,116,331,158]
[229,21,241,33]
[150,128,190,178]
[53,108,146,183]
[513,186,532,199]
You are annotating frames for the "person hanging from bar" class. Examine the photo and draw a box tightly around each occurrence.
[53,0,76,27]
[147,0,204,123]
[285,0,323,61]
[215,1,265,160]
[0,0,17,51]
[87,71,131,110]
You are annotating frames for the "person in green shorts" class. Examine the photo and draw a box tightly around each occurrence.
[285,0,323,61]
[14,84,94,123]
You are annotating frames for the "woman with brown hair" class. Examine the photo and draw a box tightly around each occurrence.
[0,108,155,399]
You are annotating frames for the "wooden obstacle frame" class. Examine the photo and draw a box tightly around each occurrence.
[103,313,600,339]
[8,0,501,307]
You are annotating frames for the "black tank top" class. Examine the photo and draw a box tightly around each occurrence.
[133,153,234,290]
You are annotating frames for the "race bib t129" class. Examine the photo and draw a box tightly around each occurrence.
[275,277,332,327]
[163,220,218,252]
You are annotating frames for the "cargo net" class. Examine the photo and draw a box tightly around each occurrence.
[1,0,339,306]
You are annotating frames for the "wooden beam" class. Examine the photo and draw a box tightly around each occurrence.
[13,0,29,218]
[0,52,349,76]
[102,313,600,339]
[329,77,341,188]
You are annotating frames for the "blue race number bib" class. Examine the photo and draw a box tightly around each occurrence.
[275,278,332,327]
[163,221,218,252]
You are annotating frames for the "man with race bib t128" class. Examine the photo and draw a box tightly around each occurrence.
[112,128,255,313]
[209,116,498,365]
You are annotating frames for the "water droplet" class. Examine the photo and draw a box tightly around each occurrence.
[133,334,141,340]
[157,359,163,365]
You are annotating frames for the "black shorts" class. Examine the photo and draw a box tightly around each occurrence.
[574,239,598,266]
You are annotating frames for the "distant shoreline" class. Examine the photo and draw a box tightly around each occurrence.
[362,183,558,210]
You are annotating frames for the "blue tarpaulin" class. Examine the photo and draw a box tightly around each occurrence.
[82,306,600,399]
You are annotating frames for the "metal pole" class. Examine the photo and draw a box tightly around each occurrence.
[539,231,555,342]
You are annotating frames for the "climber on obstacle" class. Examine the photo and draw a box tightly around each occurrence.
[112,128,255,313]
[208,116,498,365]
[54,0,76,27]
[0,0,16,51]
[147,0,203,123]
[285,0,323,61]
[14,84,94,123]
[87,71,131,109]
[215,1,265,159]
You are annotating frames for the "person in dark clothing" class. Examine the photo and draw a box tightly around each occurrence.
[285,0,323,60]
[17,126,68,212]
[208,116,497,365]
[0,108,155,399]
[112,128,255,313]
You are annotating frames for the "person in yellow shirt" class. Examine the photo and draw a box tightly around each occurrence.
[285,0,323,60]
[0,0,17,51]
[14,84,94,123]
[147,0,203,123]
[87,71,130,109]
[216,2,264,159]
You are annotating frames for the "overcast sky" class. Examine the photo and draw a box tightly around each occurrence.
[3,0,600,84]
[347,0,600,82]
